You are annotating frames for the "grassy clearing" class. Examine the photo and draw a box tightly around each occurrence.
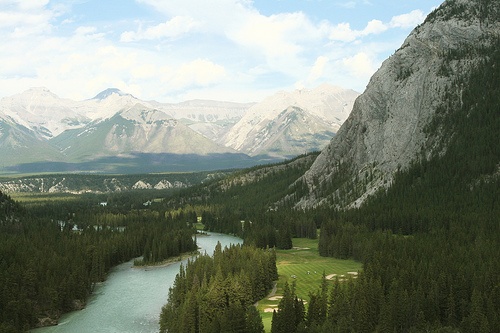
[257,237,362,332]
[9,192,81,203]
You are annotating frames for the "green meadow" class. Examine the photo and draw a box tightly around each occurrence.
[257,237,362,332]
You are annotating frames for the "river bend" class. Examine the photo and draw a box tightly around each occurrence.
[32,233,242,333]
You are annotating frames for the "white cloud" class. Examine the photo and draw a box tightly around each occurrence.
[329,20,388,42]
[0,0,56,37]
[390,10,426,28]
[295,55,330,89]
[228,12,309,58]
[363,19,387,35]
[0,0,441,102]
[328,9,425,44]
[0,0,49,11]
[162,59,227,90]
[329,22,358,42]
[138,0,323,74]
[329,19,387,42]
[310,56,329,81]
[336,1,357,9]
[342,52,375,78]
[120,16,199,42]
[0,10,51,29]
[73,26,105,40]
[75,26,97,35]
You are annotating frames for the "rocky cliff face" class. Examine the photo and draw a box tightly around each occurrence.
[296,0,500,209]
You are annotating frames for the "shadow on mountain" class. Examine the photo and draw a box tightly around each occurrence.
[4,153,283,174]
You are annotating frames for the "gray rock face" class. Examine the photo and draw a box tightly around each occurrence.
[297,0,500,208]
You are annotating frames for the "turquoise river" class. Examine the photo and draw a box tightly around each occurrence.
[32,232,243,333]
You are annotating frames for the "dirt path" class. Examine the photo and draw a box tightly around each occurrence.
[254,281,277,306]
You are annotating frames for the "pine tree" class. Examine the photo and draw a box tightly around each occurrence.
[246,306,265,333]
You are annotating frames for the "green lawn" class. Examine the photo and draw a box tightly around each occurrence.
[257,238,362,332]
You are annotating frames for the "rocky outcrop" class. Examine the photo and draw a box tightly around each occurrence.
[296,0,500,209]
[0,175,192,194]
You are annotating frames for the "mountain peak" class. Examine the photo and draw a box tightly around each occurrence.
[20,87,59,99]
[92,88,133,100]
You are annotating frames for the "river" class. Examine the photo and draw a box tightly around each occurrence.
[32,232,243,333]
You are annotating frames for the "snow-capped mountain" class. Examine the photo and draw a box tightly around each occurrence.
[75,88,155,121]
[51,104,235,161]
[91,88,135,100]
[0,84,358,173]
[0,87,90,139]
[222,84,359,157]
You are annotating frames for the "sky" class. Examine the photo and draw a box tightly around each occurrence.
[0,0,443,103]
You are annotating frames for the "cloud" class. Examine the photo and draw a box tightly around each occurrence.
[337,1,357,9]
[309,56,329,82]
[73,26,105,40]
[328,9,425,43]
[0,0,49,11]
[161,59,227,90]
[363,19,387,35]
[295,55,330,89]
[137,0,253,34]
[389,10,426,28]
[342,52,375,78]
[120,16,199,42]
[328,22,358,42]
[0,0,438,102]
[0,0,56,37]
[335,0,373,9]
[228,12,313,58]
[328,20,388,42]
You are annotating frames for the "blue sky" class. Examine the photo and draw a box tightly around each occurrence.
[0,0,443,102]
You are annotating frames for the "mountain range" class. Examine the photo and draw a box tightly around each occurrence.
[0,84,358,174]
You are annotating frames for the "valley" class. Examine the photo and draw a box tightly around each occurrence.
[0,0,499,332]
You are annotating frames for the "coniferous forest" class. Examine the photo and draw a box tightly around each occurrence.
[0,192,197,332]
[159,243,278,333]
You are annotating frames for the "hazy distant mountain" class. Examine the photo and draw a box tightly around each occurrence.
[0,113,63,167]
[222,84,359,158]
[51,103,236,161]
[153,99,253,142]
[91,88,135,100]
[0,87,90,139]
[0,84,358,173]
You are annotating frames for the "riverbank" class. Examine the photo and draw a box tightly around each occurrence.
[31,232,243,333]
[133,250,200,268]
